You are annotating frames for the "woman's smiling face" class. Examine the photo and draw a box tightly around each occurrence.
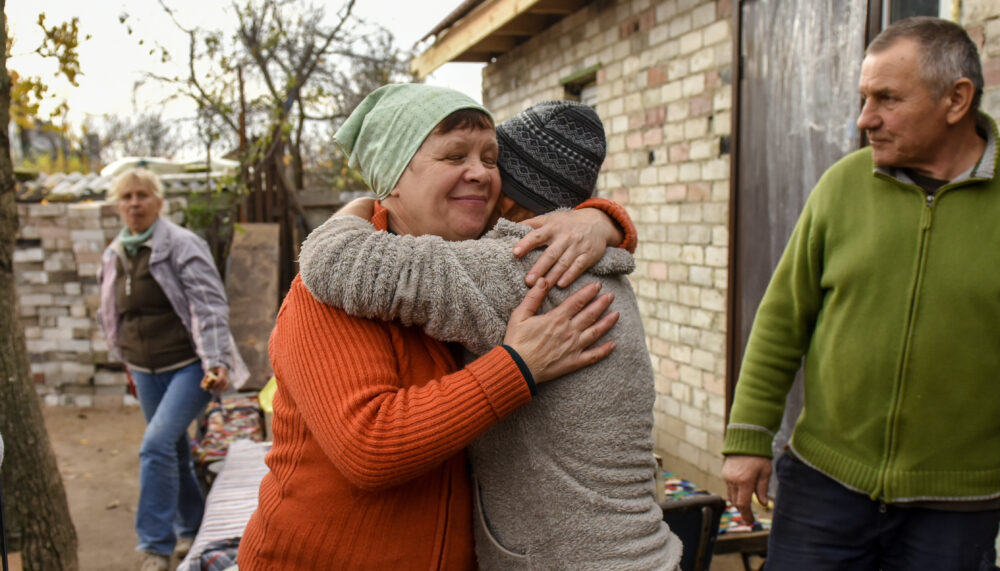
[383,124,501,241]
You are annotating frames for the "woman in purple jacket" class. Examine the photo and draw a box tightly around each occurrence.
[97,167,247,571]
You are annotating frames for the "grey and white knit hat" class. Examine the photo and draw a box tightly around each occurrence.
[496,100,606,214]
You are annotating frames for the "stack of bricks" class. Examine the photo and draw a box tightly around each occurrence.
[14,199,185,406]
[15,201,127,406]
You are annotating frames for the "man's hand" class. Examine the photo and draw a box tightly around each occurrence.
[334,197,376,219]
[722,455,772,525]
[502,278,618,383]
[513,208,624,289]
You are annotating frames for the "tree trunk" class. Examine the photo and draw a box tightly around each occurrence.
[0,5,80,570]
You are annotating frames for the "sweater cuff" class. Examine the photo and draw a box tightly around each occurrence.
[466,346,533,418]
[574,197,638,253]
[721,424,775,458]
[501,344,537,395]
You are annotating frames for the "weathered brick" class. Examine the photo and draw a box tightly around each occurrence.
[691,2,716,28]
[645,105,667,126]
[643,127,663,146]
[985,57,1000,88]
[682,73,706,96]
[626,131,645,149]
[665,184,687,202]
[706,246,728,267]
[647,65,669,86]
[703,19,729,46]
[649,261,669,280]
[669,13,692,38]
[679,162,701,182]
[667,224,688,244]
[669,143,690,162]
[612,187,631,204]
[656,0,679,21]
[679,30,703,55]
[984,19,1000,55]
[661,80,683,103]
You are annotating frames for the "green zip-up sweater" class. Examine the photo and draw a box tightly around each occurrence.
[724,113,1000,504]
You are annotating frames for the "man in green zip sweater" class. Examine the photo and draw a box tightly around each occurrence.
[722,16,1000,570]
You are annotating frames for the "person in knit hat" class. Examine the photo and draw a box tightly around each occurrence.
[239,85,626,570]
[298,100,682,570]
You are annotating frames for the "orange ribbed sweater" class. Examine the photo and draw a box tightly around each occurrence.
[238,205,532,571]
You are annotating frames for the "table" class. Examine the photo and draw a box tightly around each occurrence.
[661,471,769,570]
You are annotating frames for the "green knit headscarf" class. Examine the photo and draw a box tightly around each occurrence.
[334,84,493,198]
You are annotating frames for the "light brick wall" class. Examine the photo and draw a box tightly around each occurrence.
[15,199,184,407]
[964,0,1000,117]
[483,0,733,493]
[480,0,1000,496]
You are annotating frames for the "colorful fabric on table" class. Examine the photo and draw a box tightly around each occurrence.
[192,395,265,464]
[661,471,770,534]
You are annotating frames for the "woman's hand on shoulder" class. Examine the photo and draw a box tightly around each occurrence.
[502,278,618,384]
[512,208,623,289]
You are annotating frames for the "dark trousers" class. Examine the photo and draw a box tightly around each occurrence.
[765,453,1000,571]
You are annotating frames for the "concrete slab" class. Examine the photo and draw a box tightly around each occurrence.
[226,223,280,389]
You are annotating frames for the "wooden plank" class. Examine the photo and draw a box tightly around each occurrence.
[492,13,553,35]
[411,0,547,78]
[529,0,587,15]
[225,223,280,389]
[468,35,521,52]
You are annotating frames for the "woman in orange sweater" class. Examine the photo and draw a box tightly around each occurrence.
[238,84,624,570]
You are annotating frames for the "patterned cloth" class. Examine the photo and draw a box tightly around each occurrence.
[176,440,272,571]
[198,538,240,571]
[662,471,770,534]
[192,395,265,464]
[497,100,606,214]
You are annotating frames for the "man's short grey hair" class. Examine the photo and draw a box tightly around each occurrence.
[867,16,983,113]
[108,168,164,202]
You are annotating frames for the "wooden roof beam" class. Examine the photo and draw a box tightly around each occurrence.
[411,0,547,78]
[469,35,522,52]
[529,0,587,15]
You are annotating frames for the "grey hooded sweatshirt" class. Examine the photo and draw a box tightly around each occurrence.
[298,214,681,571]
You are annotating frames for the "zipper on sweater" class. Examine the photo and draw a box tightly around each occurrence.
[878,192,934,500]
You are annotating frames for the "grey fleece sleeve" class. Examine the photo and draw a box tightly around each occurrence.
[298,215,530,355]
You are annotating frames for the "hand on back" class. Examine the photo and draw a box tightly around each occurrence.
[513,208,624,289]
[502,278,618,383]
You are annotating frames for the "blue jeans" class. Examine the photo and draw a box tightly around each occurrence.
[766,453,1000,571]
[132,362,212,556]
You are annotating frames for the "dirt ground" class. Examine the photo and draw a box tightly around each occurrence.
[41,404,759,571]
[42,405,156,571]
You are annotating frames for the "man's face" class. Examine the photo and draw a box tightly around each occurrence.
[386,126,501,241]
[856,38,953,173]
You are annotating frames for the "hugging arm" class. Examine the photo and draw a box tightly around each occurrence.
[298,214,527,355]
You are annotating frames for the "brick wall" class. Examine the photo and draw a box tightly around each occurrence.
[481,0,1000,495]
[964,0,1000,117]
[482,0,733,493]
[15,200,184,407]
